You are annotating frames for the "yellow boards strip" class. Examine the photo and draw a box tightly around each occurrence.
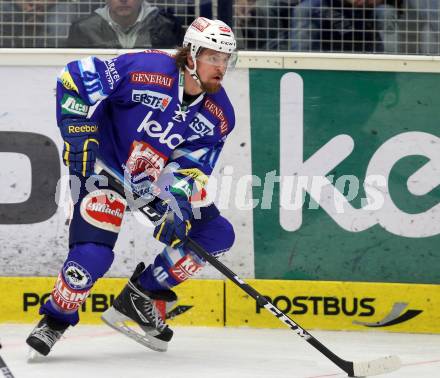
[225,280,440,334]
[3,277,439,333]
[0,277,224,327]
[166,279,224,327]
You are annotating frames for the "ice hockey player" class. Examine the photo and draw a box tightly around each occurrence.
[26,17,237,356]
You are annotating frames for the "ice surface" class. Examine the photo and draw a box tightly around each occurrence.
[0,325,439,378]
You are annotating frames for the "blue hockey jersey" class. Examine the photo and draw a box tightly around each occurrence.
[57,49,235,199]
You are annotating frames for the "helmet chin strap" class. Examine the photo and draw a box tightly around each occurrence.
[185,47,203,90]
[185,64,203,90]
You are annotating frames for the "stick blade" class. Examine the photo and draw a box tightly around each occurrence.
[352,355,401,377]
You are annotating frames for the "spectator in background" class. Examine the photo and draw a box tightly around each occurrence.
[234,0,292,50]
[66,0,183,48]
[290,0,400,53]
[402,0,440,54]
[0,0,80,47]
[374,0,401,53]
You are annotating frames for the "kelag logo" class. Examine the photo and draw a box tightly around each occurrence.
[250,69,440,282]
[279,73,440,238]
[137,110,184,149]
[255,294,422,327]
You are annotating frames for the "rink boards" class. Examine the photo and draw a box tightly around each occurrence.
[0,277,438,334]
[0,53,439,337]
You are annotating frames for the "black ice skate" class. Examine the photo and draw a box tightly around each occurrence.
[26,315,69,357]
[101,262,177,352]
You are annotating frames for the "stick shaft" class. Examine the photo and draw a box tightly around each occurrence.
[95,159,354,375]
[0,355,15,378]
[185,239,354,376]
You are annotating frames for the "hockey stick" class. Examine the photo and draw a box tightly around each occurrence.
[0,344,15,378]
[94,159,401,377]
[184,239,401,377]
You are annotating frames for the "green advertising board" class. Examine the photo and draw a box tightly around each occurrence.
[250,69,440,284]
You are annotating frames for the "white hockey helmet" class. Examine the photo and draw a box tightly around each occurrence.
[183,17,237,86]
[183,17,237,55]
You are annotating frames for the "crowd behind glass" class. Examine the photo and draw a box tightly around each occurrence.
[0,0,439,54]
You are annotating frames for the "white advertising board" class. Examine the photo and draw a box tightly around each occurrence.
[0,65,254,278]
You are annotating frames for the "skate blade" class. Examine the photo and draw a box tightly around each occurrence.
[101,306,168,352]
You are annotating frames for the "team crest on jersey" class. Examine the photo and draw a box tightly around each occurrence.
[132,90,171,112]
[63,261,92,290]
[188,113,215,137]
[80,189,126,233]
[126,141,168,185]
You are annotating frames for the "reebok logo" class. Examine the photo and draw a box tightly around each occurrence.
[67,125,98,134]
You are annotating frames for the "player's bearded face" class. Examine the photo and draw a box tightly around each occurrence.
[196,50,230,94]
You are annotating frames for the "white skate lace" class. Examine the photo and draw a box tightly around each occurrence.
[128,281,167,332]
[32,325,62,347]
[141,300,166,332]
